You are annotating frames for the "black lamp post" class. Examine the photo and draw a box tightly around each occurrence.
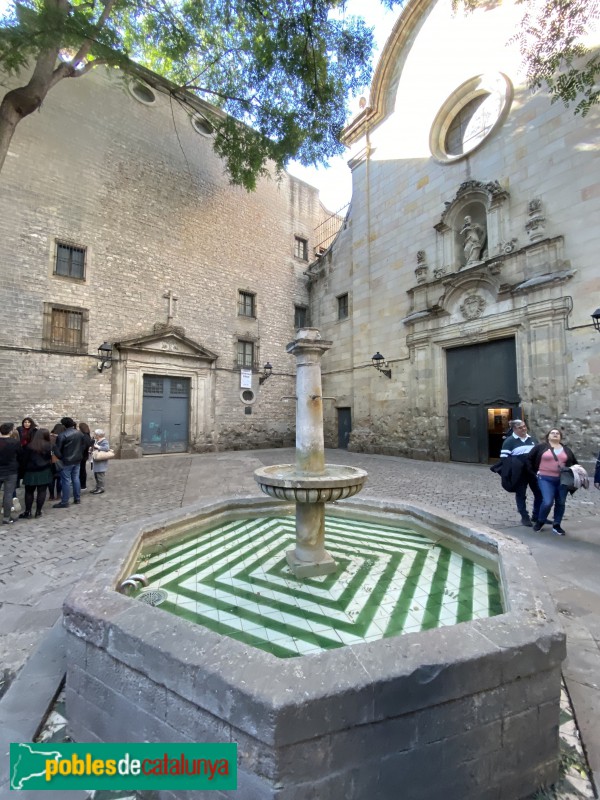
[259,362,273,385]
[97,341,113,372]
[371,351,392,379]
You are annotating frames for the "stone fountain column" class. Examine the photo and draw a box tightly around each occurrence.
[254,328,367,579]
[286,329,334,577]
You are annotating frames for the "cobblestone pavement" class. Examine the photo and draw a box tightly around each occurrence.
[1,448,598,679]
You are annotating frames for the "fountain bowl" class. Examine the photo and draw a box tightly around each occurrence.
[63,494,565,800]
[254,464,368,503]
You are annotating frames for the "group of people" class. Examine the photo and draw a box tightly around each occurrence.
[498,419,599,535]
[0,416,111,525]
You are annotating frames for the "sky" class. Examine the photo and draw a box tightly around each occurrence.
[287,2,401,212]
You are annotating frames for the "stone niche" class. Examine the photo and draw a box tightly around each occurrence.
[63,496,565,800]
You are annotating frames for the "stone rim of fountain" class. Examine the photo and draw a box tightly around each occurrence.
[64,493,565,746]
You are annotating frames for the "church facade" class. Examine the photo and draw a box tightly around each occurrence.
[0,65,325,455]
[310,0,600,464]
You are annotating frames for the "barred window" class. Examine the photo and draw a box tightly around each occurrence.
[55,242,86,279]
[43,303,88,353]
[237,340,255,368]
[338,293,349,320]
[294,236,308,261]
[294,305,308,329]
[238,291,256,317]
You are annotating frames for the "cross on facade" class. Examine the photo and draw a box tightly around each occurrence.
[163,290,178,325]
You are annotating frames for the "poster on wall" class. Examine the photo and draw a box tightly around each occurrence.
[240,369,252,389]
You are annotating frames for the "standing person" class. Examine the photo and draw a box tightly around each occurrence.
[52,417,85,509]
[20,428,52,519]
[91,429,110,495]
[49,423,65,501]
[595,451,600,490]
[500,419,542,527]
[77,422,93,491]
[0,422,22,525]
[17,417,37,447]
[528,428,578,535]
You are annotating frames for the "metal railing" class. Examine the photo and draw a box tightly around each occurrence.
[314,203,349,255]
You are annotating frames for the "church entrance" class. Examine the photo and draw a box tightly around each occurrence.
[141,375,190,454]
[447,338,520,463]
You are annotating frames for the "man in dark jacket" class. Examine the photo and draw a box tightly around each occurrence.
[500,419,542,526]
[53,417,85,508]
[595,452,600,490]
[0,422,22,524]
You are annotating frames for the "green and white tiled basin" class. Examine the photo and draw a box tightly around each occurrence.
[131,514,503,659]
[64,496,566,800]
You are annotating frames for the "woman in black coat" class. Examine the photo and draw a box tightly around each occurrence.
[77,422,94,490]
[527,428,578,535]
[20,428,52,518]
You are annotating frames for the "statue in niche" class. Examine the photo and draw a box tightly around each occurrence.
[460,215,485,266]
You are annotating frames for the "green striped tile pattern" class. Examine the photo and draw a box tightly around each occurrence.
[134,516,503,659]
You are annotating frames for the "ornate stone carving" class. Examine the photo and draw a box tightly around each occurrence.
[526,198,546,243]
[460,216,485,266]
[433,266,448,279]
[460,294,486,320]
[488,261,503,275]
[499,238,518,254]
[415,250,429,284]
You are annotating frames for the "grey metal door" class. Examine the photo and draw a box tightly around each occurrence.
[141,375,190,455]
[447,339,518,463]
[337,407,352,449]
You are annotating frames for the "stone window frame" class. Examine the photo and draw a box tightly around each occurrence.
[235,338,259,371]
[240,388,257,405]
[429,73,513,165]
[190,112,213,137]
[53,239,87,281]
[128,80,157,106]
[337,292,350,321]
[294,304,308,329]
[42,302,89,354]
[294,236,309,261]
[238,290,256,318]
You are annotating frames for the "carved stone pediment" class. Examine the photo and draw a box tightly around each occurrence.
[116,327,218,362]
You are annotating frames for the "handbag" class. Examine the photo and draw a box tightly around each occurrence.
[559,468,575,489]
[549,447,575,490]
[93,448,115,462]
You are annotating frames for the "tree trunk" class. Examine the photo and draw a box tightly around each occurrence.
[0,85,46,173]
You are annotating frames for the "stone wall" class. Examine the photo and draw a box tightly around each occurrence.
[0,67,320,450]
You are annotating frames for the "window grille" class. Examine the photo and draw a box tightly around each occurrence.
[50,308,83,348]
[294,305,308,329]
[237,340,255,368]
[170,379,189,397]
[294,236,308,261]
[238,291,256,317]
[55,243,86,279]
[143,377,164,396]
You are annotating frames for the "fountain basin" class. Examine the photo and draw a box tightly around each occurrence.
[63,495,565,800]
[254,464,367,503]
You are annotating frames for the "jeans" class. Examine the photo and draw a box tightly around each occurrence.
[537,475,569,526]
[515,470,542,520]
[94,471,106,491]
[0,473,18,520]
[59,464,81,504]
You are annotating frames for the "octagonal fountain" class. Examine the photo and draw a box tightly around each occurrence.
[63,329,565,800]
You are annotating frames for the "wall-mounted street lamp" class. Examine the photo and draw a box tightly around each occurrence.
[259,362,273,385]
[97,341,113,372]
[592,309,600,333]
[371,351,392,379]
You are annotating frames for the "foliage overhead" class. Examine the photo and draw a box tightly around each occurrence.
[458,0,599,116]
[0,0,403,187]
